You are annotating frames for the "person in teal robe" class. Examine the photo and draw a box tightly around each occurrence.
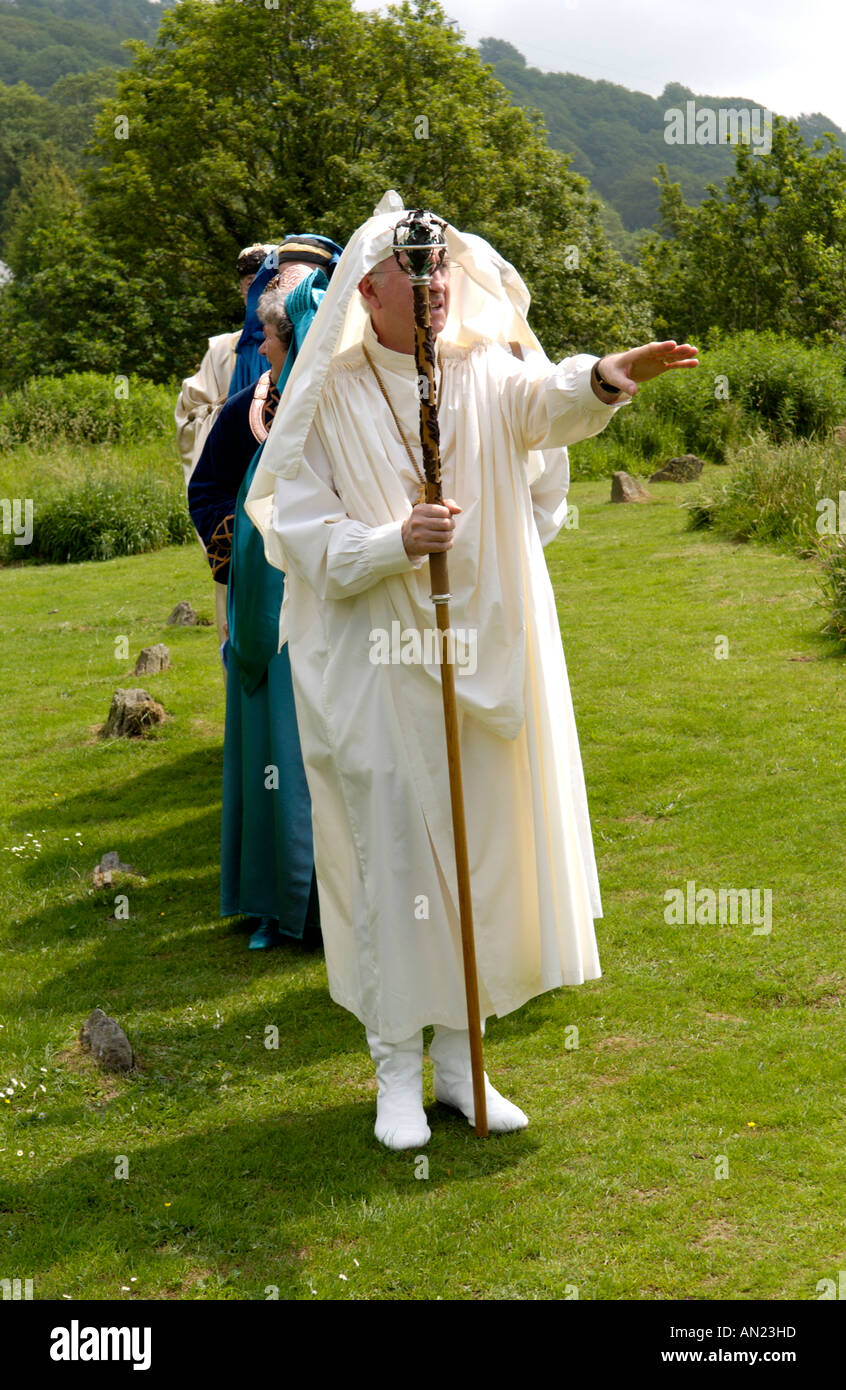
[229,234,341,398]
[189,264,334,948]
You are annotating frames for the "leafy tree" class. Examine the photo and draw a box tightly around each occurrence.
[639,120,846,343]
[0,79,58,242]
[49,67,119,152]
[0,69,117,248]
[0,153,179,385]
[80,0,649,379]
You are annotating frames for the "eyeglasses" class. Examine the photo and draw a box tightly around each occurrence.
[369,256,451,280]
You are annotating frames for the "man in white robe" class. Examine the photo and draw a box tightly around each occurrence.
[245,193,698,1150]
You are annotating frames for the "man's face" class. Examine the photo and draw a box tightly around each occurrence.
[358,253,450,354]
[239,273,256,304]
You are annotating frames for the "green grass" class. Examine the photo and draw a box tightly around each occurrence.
[1,471,844,1301]
[684,435,846,551]
[0,438,177,498]
[0,439,191,565]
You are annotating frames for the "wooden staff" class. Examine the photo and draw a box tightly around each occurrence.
[392,211,487,1138]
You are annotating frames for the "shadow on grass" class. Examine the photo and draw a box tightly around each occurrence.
[3,886,328,1015]
[2,1106,534,1295]
[8,747,222,843]
[6,867,220,948]
[133,985,360,1073]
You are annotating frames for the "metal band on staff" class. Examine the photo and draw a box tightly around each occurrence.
[392,209,488,1139]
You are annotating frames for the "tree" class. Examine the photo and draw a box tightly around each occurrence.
[0,153,179,386]
[0,70,117,249]
[639,120,846,344]
[80,0,650,377]
[0,79,59,244]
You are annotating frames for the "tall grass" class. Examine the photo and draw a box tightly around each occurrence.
[819,538,846,640]
[569,405,687,480]
[685,435,845,552]
[12,478,192,564]
[0,430,192,567]
[685,434,846,639]
[0,372,176,448]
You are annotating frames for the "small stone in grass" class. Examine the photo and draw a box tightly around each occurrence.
[79,1008,134,1072]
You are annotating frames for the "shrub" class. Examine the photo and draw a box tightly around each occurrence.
[684,491,724,530]
[1,476,193,565]
[819,537,846,641]
[647,331,846,461]
[684,435,846,553]
[0,373,175,448]
[569,404,687,480]
[684,434,846,643]
[572,331,846,478]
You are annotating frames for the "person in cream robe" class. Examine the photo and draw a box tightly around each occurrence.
[245,193,698,1150]
[176,243,273,653]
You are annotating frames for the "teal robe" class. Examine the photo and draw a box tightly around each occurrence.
[220,273,327,937]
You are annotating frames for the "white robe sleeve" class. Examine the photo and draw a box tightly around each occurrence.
[270,426,424,598]
[500,350,629,454]
[527,445,570,546]
[174,331,240,483]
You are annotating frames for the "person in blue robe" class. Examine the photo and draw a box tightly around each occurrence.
[228,234,342,399]
[189,256,337,949]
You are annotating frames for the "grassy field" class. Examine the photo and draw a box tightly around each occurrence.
[0,472,843,1301]
[0,438,176,497]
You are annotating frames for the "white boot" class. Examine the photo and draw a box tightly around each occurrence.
[430,1024,528,1133]
[365,1029,431,1151]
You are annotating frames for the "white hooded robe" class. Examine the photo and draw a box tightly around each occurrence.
[246,195,626,1042]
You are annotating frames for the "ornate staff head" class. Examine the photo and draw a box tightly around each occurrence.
[391,209,448,284]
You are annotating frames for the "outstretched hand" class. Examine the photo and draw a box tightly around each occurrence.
[596,340,699,399]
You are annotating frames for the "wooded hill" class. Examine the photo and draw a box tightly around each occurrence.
[0,0,172,92]
[4,1,843,241]
[478,38,846,233]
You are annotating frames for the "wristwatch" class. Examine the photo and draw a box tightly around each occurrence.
[593,362,623,398]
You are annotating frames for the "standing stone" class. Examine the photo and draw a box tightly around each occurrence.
[611,471,650,503]
[167,601,198,626]
[649,454,706,483]
[79,1008,134,1071]
[134,643,170,675]
[91,851,139,888]
[101,688,166,738]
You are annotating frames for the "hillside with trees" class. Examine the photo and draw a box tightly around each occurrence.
[0,0,171,92]
[478,38,846,233]
[1,1,844,384]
